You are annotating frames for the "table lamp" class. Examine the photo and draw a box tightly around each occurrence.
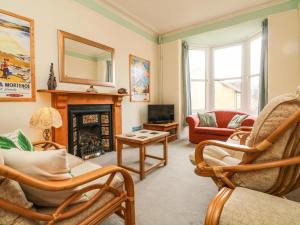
[30,107,62,141]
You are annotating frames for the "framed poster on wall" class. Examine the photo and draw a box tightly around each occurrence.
[0,9,35,101]
[129,54,150,102]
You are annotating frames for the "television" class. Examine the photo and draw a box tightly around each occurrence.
[148,104,174,124]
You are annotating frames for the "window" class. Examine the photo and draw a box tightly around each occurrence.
[213,45,242,109]
[250,36,262,114]
[189,49,206,112]
[189,34,262,114]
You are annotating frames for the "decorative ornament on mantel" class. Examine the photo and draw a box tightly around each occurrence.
[117,88,128,94]
[47,63,57,90]
[86,85,98,93]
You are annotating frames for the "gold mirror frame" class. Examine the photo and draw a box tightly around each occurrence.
[58,30,115,87]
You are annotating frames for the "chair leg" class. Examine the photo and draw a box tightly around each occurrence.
[124,199,135,225]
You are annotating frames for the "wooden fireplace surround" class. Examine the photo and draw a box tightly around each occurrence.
[38,89,127,150]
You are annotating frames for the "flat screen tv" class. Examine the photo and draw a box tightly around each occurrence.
[148,104,174,124]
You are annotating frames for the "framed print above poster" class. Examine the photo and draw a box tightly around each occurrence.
[129,54,150,102]
[0,9,35,102]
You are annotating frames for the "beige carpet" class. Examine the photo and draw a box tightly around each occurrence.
[89,139,218,225]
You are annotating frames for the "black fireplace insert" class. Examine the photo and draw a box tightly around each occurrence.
[68,104,113,159]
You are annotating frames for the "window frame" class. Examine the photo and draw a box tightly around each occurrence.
[188,45,208,113]
[212,42,244,111]
[188,32,262,115]
[248,32,262,114]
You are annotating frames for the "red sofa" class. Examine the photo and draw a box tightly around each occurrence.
[186,110,256,144]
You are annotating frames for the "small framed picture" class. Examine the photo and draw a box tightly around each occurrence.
[0,9,35,101]
[129,54,150,102]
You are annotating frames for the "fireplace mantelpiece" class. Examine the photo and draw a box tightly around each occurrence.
[37,89,127,150]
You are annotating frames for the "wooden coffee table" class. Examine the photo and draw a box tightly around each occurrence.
[115,130,169,180]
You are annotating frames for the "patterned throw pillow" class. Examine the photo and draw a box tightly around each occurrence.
[227,114,248,129]
[197,112,218,127]
[0,129,33,151]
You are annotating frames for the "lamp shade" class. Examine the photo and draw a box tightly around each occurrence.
[30,107,62,129]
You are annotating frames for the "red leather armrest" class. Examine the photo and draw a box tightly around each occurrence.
[186,115,199,128]
[241,115,257,127]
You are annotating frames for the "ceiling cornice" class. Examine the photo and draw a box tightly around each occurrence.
[98,0,160,34]
[73,0,159,43]
[161,0,299,43]
[74,0,299,45]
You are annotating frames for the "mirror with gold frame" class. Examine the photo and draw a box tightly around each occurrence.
[58,30,115,87]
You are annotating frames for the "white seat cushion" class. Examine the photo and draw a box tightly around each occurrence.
[36,162,124,225]
[0,149,77,206]
[190,144,241,166]
[220,187,300,225]
[67,153,84,168]
[70,161,123,191]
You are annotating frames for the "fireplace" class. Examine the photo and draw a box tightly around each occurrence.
[68,104,113,159]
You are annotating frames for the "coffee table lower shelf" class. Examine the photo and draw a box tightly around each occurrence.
[116,134,168,180]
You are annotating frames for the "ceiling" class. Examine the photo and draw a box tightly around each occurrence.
[186,19,262,47]
[99,0,280,34]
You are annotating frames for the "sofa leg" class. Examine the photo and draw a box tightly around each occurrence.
[124,198,135,225]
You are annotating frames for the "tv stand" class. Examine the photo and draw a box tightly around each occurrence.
[143,122,178,142]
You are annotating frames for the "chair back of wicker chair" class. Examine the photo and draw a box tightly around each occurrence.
[231,88,300,195]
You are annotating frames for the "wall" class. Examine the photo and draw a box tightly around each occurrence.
[161,40,184,134]
[0,0,159,140]
[268,9,300,99]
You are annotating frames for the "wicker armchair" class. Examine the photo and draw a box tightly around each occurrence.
[0,141,135,225]
[204,187,300,225]
[193,87,300,196]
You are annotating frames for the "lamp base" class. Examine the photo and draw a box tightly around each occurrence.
[43,129,51,141]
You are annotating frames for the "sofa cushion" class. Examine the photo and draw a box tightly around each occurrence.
[227,114,248,129]
[0,149,81,206]
[214,111,247,128]
[197,112,218,127]
[194,127,234,136]
[0,179,34,225]
[1,149,71,181]
[71,161,123,190]
[67,153,84,168]
[0,129,33,151]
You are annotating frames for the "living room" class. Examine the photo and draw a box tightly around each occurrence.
[0,0,300,225]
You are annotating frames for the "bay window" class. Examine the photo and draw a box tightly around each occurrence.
[189,34,262,115]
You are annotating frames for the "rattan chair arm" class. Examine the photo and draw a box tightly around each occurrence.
[204,187,233,225]
[235,126,253,132]
[194,140,262,165]
[229,131,250,138]
[0,165,134,194]
[197,156,300,174]
[229,131,251,145]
